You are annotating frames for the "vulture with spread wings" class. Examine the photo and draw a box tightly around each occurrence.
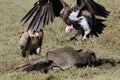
[21,0,109,31]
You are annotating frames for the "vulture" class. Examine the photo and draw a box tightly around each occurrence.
[21,0,109,40]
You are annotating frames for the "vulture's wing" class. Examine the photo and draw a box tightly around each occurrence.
[76,0,96,26]
[21,0,68,31]
[76,0,107,37]
[76,0,110,18]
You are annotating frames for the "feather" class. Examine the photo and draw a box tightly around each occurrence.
[42,4,53,28]
[27,7,42,30]
[45,4,51,26]
[91,19,106,37]
[37,5,48,30]
[87,0,110,18]
[50,3,55,22]
[21,0,109,32]
[21,3,40,25]
[21,0,67,31]
[76,0,110,18]
[82,0,96,26]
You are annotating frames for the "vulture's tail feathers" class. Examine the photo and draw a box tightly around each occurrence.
[91,18,106,37]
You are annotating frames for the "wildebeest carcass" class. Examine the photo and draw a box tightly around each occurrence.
[19,29,44,57]
[15,46,96,72]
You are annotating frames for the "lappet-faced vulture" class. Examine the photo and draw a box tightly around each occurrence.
[21,0,109,32]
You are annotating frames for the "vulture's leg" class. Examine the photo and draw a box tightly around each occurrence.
[83,29,91,41]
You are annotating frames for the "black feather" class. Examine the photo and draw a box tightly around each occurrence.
[81,0,96,27]
[21,3,39,25]
[88,0,110,18]
[21,0,67,31]
[37,5,48,30]
[91,19,106,37]
[27,7,42,30]
[77,0,110,18]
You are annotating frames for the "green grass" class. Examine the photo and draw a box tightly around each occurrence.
[0,0,120,80]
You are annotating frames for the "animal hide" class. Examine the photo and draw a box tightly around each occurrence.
[15,46,96,72]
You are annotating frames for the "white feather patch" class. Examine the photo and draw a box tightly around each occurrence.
[68,10,80,21]
[78,16,90,31]
[36,47,40,54]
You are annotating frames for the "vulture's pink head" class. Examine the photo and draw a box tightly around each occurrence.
[65,24,73,34]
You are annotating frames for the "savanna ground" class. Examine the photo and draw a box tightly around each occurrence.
[0,0,120,80]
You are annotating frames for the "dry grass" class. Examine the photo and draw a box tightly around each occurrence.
[0,0,120,80]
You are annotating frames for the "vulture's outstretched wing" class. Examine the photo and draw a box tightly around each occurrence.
[21,0,68,31]
[76,0,110,18]
[76,0,96,26]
